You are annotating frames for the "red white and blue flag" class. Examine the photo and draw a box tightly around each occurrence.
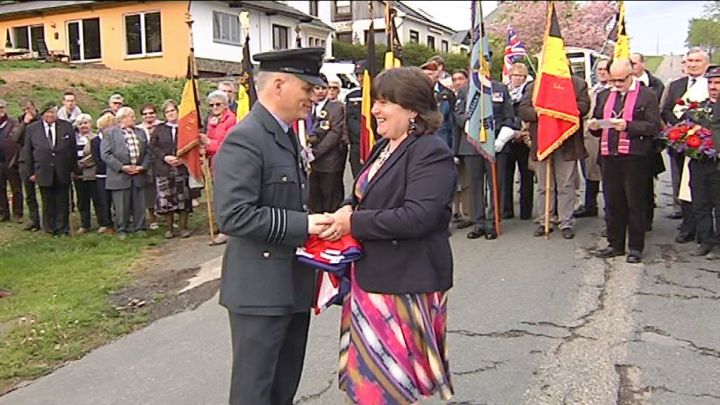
[502,26,527,82]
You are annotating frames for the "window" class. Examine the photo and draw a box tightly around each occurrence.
[364,29,385,46]
[427,35,435,50]
[124,11,162,57]
[309,0,319,17]
[272,24,288,50]
[409,30,419,44]
[441,40,449,53]
[68,18,101,61]
[213,11,241,45]
[12,25,44,51]
[333,0,352,22]
[337,32,352,43]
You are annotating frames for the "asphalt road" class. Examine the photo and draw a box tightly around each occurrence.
[1,158,719,405]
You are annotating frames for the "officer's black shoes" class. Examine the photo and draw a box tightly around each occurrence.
[485,230,497,240]
[690,244,713,257]
[561,228,575,239]
[626,250,642,264]
[595,246,625,259]
[467,228,486,239]
[533,225,552,237]
[573,206,598,218]
[675,232,695,244]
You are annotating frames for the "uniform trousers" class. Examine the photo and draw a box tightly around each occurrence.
[465,155,498,231]
[689,160,720,246]
[228,311,310,405]
[601,155,650,253]
[349,142,362,179]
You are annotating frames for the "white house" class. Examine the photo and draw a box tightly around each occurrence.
[190,1,334,75]
[286,0,458,53]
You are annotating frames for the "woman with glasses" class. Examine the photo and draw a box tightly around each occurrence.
[201,90,237,245]
[151,100,192,239]
[138,103,161,230]
[73,113,109,234]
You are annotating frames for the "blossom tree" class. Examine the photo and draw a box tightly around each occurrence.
[488,1,618,55]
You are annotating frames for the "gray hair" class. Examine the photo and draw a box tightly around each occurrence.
[686,47,709,61]
[74,113,93,127]
[161,99,178,113]
[218,81,235,91]
[207,90,229,105]
[115,106,135,123]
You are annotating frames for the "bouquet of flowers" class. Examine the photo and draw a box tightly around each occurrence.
[665,119,718,160]
[674,98,713,121]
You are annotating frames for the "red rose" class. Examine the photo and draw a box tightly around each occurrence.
[704,139,714,148]
[668,130,682,141]
[687,135,702,148]
[689,101,700,109]
[676,98,686,106]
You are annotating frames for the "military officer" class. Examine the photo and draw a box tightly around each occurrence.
[213,48,334,405]
[345,60,365,178]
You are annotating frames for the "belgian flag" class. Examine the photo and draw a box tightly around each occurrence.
[613,1,630,60]
[236,30,257,121]
[532,1,580,161]
[359,3,378,164]
[384,1,402,69]
[177,57,203,183]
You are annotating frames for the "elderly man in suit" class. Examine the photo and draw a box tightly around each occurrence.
[590,59,662,264]
[662,47,710,242]
[519,72,591,239]
[308,74,347,213]
[23,102,77,236]
[11,98,41,230]
[101,106,152,240]
[213,48,335,405]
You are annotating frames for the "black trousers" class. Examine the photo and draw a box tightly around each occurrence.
[228,311,311,405]
[503,142,534,219]
[74,179,108,229]
[689,160,720,246]
[601,155,650,252]
[95,177,113,227]
[0,163,22,219]
[309,170,344,213]
[466,155,498,231]
[20,165,40,227]
[349,142,362,179]
[39,181,70,235]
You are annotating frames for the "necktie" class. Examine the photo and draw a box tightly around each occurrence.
[690,77,697,88]
[47,125,54,149]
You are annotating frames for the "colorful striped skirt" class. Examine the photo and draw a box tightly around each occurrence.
[338,269,453,404]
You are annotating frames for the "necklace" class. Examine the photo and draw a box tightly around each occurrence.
[368,143,393,180]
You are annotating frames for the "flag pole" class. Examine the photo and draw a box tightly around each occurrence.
[185,7,216,240]
[544,157,552,238]
[491,160,501,236]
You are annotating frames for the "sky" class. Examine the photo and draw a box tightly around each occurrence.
[402,1,707,55]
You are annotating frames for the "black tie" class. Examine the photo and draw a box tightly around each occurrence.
[47,125,54,149]
[691,77,697,87]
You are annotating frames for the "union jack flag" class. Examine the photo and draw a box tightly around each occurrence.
[502,26,527,82]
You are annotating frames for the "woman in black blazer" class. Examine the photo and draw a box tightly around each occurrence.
[323,67,456,404]
[150,100,192,239]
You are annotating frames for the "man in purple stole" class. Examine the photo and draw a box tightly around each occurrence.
[588,59,662,264]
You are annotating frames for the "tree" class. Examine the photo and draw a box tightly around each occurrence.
[487,1,617,56]
[686,18,720,60]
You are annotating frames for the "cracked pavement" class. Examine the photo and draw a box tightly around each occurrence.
[1,166,719,404]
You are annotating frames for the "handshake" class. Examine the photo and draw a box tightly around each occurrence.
[307,205,353,242]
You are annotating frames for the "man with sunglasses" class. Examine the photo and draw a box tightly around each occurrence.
[326,79,341,102]
[589,58,662,264]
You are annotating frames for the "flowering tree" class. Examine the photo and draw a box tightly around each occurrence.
[487,1,618,55]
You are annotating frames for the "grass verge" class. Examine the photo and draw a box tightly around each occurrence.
[645,55,663,74]
[0,206,209,394]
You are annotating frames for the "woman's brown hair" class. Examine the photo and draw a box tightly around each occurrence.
[371,67,442,135]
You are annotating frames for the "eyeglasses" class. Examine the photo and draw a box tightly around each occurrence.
[209,103,223,107]
[610,74,632,84]
[142,111,155,116]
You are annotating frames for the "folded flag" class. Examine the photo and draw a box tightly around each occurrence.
[296,235,362,314]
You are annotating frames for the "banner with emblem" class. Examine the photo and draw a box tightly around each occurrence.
[177,57,203,184]
[237,12,257,121]
[360,1,378,163]
[466,0,495,162]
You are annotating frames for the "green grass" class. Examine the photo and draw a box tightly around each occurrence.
[645,55,663,74]
[0,206,209,393]
[0,60,70,71]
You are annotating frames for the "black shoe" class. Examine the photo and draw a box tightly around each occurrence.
[502,213,514,220]
[573,206,598,218]
[626,250,642,263]
[667,212,683,220]
[456,219,475,230]
[675,233,695,244]
[485,230,497,240]
[467,228,486,239]
[690,244,713,257]
[23,223,40,231]
[451,213,462,223]
[520,214,532,220]
[561,228,575,239]
[595,246,625,258]
[533,225,552,237]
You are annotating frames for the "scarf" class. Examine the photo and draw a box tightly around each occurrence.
[509,83,525,103]
[601,84,640,156]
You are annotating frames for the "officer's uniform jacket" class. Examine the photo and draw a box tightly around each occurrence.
[213,102,314,315]
[345,88,362,146]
